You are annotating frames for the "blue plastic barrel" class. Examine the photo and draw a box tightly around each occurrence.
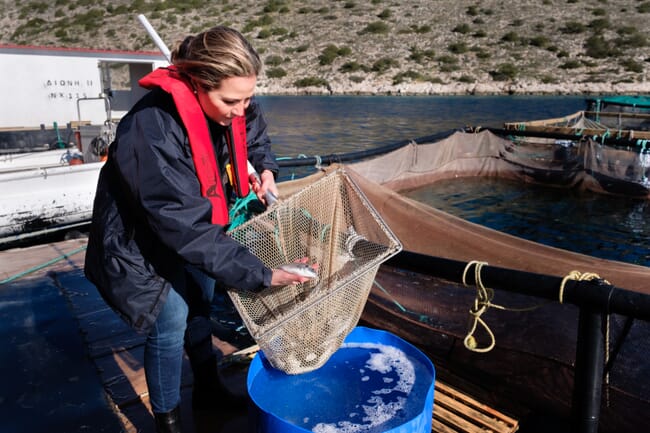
[247,326,435,433]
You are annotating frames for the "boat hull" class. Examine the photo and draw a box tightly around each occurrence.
[0,162,102,245]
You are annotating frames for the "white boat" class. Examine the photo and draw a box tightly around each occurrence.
[0,44,167,151]
[0,148,84,172]
[0,161,103,245]
[0,44,168,246]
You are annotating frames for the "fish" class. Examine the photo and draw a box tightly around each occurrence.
[277,262,318,279]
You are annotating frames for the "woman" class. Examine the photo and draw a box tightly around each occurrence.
[84,26,312,433]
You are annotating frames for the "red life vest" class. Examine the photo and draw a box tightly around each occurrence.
[138,66,250,225]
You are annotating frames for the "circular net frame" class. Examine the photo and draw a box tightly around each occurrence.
[227,169,402,374]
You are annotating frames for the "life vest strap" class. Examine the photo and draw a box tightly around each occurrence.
[139,66,250,225]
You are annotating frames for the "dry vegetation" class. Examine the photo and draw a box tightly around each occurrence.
[1,0,649,94]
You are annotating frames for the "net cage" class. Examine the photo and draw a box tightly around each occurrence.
[227,168,402,374]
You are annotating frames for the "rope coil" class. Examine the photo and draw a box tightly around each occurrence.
[461,260,500,353]
[461,260,548,353]
[558,270,610,304]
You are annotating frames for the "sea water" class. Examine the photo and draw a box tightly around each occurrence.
[256,95,649,267]
[250,342,433,433]
[404,177,650,267]
[257,95,585,158]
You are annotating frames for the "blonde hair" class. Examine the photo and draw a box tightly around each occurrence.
[171,26,261,90]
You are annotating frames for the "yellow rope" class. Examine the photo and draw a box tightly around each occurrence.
[461,260,551,353]
[559,270,610,303]
[461,265,614,359]
[461,261,500,353]
[558,270,612,406]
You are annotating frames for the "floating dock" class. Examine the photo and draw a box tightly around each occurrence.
[0,238,518,433]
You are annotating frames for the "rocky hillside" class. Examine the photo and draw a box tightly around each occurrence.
[1,0,649,95]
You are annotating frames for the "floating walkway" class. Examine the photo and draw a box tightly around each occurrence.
[0,239,518,433]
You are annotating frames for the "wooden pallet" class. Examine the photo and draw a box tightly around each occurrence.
[432,381,519,433]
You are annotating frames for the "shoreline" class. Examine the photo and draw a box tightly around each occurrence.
[256,80,650,97]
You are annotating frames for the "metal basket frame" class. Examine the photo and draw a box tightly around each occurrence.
[227,168,402,374]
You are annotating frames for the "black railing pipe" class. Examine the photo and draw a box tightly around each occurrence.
[277,130,456,168]
[387,251,650,321]
[482,126,645,150]
[277,126,648,170]
[572,308,606,433]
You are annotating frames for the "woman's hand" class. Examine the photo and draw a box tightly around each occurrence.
[270,258,318,287]
[271,267,311,287]
[254,169,279,206]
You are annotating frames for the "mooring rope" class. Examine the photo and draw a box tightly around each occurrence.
[372,279,407,313]
[461,260,548,353]
[558,270,610,304]
[0,244,87,285]
[461,260,500,353]
[313,154,322,170]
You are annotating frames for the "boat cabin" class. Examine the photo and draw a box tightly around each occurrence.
[0,45,168,156]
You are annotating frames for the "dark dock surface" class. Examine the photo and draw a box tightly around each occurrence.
[0,239,248,433]
[0,238,522,433]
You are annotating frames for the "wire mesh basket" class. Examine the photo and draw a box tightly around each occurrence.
[227,168,402,374]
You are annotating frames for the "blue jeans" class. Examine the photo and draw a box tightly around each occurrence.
[144,266,216,413]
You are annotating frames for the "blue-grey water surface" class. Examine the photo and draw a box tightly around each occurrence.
[256,95,649,267]
[258,95,585,156]
[405,177,650,267]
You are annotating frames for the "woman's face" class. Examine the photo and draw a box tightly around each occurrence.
[196,75,257,126]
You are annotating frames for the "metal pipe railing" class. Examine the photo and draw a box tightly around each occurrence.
[76,95,112,124]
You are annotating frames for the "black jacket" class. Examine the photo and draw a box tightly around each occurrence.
[84,89,278,333]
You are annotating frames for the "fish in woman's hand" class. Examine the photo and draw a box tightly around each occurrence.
[277,262,318,279]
